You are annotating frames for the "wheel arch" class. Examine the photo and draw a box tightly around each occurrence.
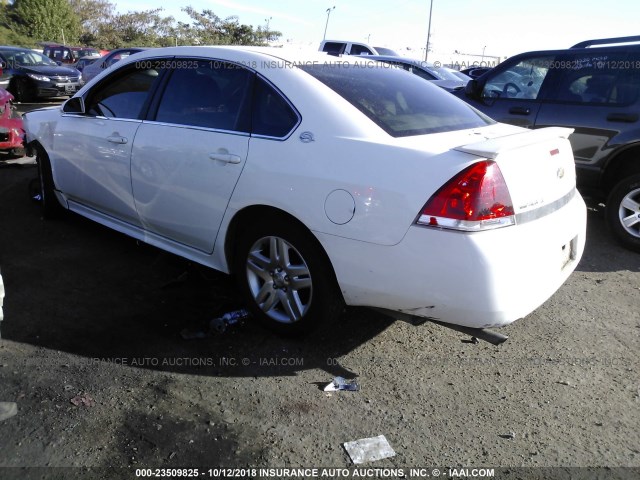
[601,143,640,193]
[224,204,344,299]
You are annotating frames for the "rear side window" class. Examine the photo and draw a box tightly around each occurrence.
[546,52,639,105]
[86,66,161,119]
[301,63,491,137]
[251,77,299,138]
[155,60,253,132]
[350,44,374,55]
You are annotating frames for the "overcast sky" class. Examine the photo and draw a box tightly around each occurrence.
[116,0,640,58]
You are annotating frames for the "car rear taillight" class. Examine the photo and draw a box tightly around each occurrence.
[417,160,515,231]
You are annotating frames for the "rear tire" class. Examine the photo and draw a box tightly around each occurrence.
[36,145,65,218]
[606,174,640,252]
[233,217,343,335]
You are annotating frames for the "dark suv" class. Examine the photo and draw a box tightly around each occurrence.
[455,35,640,251]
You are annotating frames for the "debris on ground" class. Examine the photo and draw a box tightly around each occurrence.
[0,402,18,422]
[343,435,396,464]
[500,431,516,439]
[324,376,360,392]
[181,309,250,339]
[70,393,96,407]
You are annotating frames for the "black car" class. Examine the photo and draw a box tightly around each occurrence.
[0,46,81,102]
[455,35,640,251]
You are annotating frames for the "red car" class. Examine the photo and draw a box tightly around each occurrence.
[0,87,25,157]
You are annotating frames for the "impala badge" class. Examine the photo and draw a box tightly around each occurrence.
[557,167,565,179]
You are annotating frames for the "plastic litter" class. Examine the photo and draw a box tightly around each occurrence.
[0,402,17,422]
[343,435,396,464]
[324,376,360,392]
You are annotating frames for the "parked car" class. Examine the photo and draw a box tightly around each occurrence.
[24,46,586,336]
[40,43,100,65]
[72,55,100,73]
[367,55,469,92]
[81,48,147,83]
[0,88,24,157]
[445,68,472,82]
[0,46,81,102]
[461,66,493,78]
[455,35,640,251]
[319,40,398,56]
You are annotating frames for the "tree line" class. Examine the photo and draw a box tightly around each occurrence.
[0,0,281,49]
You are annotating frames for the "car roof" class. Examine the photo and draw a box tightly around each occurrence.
[128,46,378,65]
[0,46,36,51]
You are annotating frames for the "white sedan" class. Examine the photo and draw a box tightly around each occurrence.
[24,47,586,336]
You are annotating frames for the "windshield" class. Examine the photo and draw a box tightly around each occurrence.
[300,63,492,137]
[0,50,57,67]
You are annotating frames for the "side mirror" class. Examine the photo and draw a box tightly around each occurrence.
[465,79,480,98]
[63,96,85,114]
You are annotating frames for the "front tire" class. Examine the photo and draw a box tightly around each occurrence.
[12,78,35,103]
[606,174,640,252]
[233,217,343,335]
[36,145,65,218]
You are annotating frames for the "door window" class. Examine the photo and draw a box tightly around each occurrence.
[350,44,374,55]
[85,65,161,119]
[546,52,639,105]
[482,56,554,100]
[155,60,253,132]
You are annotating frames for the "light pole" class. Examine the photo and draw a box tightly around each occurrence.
[425,0,434,62]
[481,45,486,62]
[323,6,335,40]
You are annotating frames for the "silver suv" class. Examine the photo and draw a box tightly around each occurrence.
[455,35,640,251]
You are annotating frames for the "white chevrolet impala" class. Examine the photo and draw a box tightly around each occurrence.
[24,47,586,337]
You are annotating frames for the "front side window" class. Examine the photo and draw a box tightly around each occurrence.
[155,60,253,132]
[85,66,161,119]
[483,56,554,100]
[301,63,491,137]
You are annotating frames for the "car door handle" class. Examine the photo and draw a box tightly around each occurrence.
[106,135,128,144]
[209,153,242,164]
[508,106,531,115]
[606,113,638,123]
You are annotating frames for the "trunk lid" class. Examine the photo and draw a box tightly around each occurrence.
[455,127,576,216]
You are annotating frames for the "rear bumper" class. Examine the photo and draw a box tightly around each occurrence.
[318,192,587,329]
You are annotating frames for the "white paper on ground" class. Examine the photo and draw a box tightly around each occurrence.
[343,435,396,464]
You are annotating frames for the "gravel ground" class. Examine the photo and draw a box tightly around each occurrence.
[0,102,638,480]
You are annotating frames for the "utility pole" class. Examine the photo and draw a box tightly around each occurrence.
[425,0,434,62]
[323,6,335,40]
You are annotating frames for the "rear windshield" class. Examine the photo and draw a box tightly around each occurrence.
[300,63,492,137]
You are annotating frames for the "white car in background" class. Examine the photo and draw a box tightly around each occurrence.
[24,47,586,337]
